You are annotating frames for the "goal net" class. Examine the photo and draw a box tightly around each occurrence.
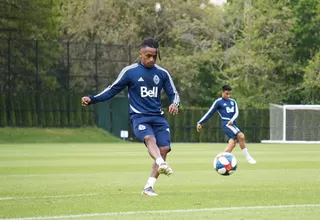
[262,104,320,143]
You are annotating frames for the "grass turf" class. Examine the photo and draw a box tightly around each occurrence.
[0,143,320,219]
[0,127,122,143]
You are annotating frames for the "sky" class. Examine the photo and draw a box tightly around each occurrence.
[209,0,227,5]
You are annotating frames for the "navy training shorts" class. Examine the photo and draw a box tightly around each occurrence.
[223,123,241,142]
[131,114,171,149]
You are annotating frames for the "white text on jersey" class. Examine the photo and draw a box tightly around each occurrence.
[226,106,234,113]
[140,86,158,98]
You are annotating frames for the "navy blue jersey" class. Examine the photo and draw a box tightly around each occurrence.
[89,62,180,116]
[197,98,239,125]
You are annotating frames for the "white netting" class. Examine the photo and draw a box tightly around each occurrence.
[285,106,320,141]
[269,104,283,141]
[263,104,320,143]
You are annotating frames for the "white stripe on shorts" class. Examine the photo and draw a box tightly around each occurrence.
[226,124,240,134]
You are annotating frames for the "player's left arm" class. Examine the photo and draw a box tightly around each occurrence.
[162,71,180,115]
[228,100,239,125]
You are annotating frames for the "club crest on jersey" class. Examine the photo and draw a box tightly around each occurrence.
[153,75,160,85]
[231,101,234,106]
[138,125,146,130]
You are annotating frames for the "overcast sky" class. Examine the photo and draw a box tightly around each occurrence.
[209,0,227,5]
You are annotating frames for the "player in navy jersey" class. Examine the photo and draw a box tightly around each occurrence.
[196,85,256,164]
[81,37,180,196]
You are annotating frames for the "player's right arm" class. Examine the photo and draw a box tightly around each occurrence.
[196,99,220,132]
[81,68,130,106]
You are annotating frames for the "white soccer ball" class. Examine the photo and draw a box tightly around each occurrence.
[213,152,237,176]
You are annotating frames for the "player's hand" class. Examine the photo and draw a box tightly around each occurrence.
[228,120,233,125]
[196,124,202,132]
[81,96,91,106]
[168,104,178,115]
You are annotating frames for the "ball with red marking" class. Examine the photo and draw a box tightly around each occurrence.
[213,152,237,176]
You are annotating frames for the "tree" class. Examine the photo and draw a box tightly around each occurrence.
[1,0,63,109]
[301,51,320,103]
[221,0,296,107]
[282,0,320,103]
[290,0,320,64]
[0,0,62,40]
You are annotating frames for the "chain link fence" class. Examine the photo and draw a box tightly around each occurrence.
[0,39,269,142]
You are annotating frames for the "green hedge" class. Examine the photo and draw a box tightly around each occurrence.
[0,94,7,126]
[0,93,269,142]
[164,107,270,143]
[0,92,95,128]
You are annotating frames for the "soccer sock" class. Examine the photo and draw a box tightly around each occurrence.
[242,147,251,158]
[155,157,165,166]
[144,177,157,189]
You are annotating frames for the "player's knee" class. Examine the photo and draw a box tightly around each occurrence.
[159,146,170,154]
[237,132,245,140]
[144,135,156,145]
[228,139,236,147]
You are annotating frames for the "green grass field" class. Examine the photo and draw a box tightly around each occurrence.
[0,143,320,220]
[0,128,122,143]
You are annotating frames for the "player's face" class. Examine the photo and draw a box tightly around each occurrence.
[139,47,157,68]
[222,90,232,100]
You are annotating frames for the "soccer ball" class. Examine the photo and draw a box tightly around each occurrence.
[213,152,237,176]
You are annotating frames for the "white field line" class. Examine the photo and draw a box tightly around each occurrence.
[0,187,295,201]
[0,187,314,201]
[0,193,98,201]
[1,204,320,220]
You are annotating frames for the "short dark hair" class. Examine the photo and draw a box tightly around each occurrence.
[139,37,161,60]
[139,37,159,49]
[222,85,232,91]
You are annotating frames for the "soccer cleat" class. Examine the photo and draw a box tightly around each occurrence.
[247,157,257,164]
[157,162,173,176]
[141,187,158,196]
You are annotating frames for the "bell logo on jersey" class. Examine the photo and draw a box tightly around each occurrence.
[226,106,234,113]
[140,86,158,98]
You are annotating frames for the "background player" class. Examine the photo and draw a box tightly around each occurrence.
[81,37,180,196]
[196,85,256,164]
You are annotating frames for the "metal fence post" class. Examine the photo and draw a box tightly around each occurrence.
[94,43,98,92]
[7,39,11,93]
[66,41,70,90]
[66,41,70,124]
[35,40,40,119]
[94,43,99,126]
[35,40,39,90]
[7,39,11,123]
[253,109,257,142]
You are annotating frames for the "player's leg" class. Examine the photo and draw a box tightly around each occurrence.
[143,146,170,196]
[151,116,172,176]
[132,116,165,163]
[143,134,172,176]
[144,135,164,161]
[147,146,170,179]
[236,132,257,164]
[142,117,172,196]
[224,124,256,164]
[224,138,236,152]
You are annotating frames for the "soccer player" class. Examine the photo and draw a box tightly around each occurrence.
[81,37,180,196]
[196,85,256,164]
